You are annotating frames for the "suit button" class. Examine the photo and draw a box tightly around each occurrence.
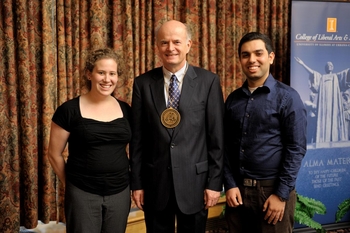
[167,166,171,170]
[171,143,175,149]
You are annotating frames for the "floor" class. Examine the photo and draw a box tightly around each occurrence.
[19,220,349,233]
[20,221,66,233]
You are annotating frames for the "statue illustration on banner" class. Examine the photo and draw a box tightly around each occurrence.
[294,57,350,147]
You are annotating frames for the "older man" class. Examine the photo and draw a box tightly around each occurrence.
[130,20,224,233]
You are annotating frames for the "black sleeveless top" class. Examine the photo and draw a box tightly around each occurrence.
[52,96,131,195]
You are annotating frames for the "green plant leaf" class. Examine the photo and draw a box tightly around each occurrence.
[294,210,324,231]
[297,193,326,215]
[335,198,350,222]
[294,193,327,232]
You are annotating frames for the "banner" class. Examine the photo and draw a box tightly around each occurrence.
[290,0,350,228]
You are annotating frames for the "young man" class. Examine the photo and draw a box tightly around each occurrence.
[130,20,224,233]
[224,32,307,233]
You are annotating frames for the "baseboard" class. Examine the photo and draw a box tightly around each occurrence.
[293,222,350,233]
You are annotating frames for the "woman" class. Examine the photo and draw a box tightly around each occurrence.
[48,48,131,233]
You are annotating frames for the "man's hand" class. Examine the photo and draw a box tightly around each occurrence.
[204,189,221,209]
[132,190,144,210]
[263,194,286,225]
[225,187,243,207]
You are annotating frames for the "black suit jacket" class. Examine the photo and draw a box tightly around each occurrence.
[130,65,224,214]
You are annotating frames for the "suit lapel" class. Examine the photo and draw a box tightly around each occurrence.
[149,68,173,137]
[150,68,166,116]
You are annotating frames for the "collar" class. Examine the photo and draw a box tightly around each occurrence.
[242,74,274,95]
[162,62,188,84]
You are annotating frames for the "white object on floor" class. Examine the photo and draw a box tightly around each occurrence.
[20,221,66,233]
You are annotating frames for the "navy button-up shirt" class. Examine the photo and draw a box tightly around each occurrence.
[223,74,307,200]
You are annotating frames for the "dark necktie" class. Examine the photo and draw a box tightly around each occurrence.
[167,74,180,109]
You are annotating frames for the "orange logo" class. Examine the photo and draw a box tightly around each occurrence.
[327,18,337,32]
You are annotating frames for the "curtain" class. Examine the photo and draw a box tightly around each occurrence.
[0,0,290,231]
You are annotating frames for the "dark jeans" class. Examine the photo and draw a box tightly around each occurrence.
[225,184,296,233]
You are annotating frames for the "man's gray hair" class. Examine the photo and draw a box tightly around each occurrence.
[155,21,192,42]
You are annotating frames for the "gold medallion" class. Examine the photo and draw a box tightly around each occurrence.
[161,108,181,128]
